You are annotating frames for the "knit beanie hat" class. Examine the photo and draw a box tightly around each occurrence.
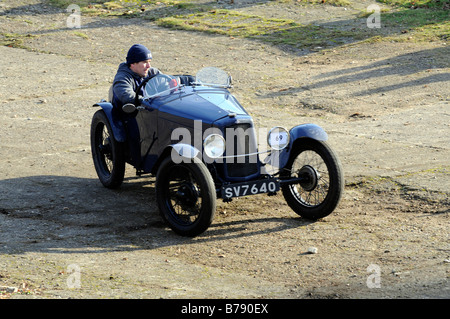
[126,44,152,64]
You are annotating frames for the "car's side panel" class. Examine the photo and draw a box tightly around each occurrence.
[134,103,159,173]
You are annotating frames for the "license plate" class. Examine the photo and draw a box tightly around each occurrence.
[221,179,280,199]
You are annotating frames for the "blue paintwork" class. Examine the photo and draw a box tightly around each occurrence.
[94,82,329,182]
[135,86,254,175]
[290,123,328,142]
[265,124,328,169]
[93,102,127,143]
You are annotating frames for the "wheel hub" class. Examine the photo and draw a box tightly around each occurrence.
[99,138,112,157]
[176,183,199,207]
[298,165,319,191]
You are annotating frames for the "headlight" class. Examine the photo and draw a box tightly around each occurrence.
[203,134,225,158]
[267,126,290,150]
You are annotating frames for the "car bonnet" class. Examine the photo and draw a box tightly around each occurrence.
[156,87,248,125]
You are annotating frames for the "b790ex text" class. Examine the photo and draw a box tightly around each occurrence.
[181,303,268,316]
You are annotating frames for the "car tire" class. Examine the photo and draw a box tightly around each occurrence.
[90,110,125,189]
[156,156,216,237]
[281,139,344,220]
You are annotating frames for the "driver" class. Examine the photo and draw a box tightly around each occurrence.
[111,44,160,109]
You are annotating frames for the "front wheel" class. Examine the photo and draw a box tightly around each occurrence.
[155,156,216,237]
[280,139,344,220]
[90,110,125,188]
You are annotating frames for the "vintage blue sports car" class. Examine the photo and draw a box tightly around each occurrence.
[90,67,344,236]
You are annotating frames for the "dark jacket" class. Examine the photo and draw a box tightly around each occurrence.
[112,62,160,108]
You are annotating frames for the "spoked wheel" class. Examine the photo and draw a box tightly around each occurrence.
[156,156,216,237]
[90,110,125,188]
[280,139,344,220]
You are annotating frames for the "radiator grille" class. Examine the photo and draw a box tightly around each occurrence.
[224,123,259,178]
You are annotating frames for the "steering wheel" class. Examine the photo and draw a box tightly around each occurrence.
[150,74,176,94]
[134,74,179,106]
[133,73,158,106]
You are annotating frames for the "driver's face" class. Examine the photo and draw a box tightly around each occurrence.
[130,59,152,77]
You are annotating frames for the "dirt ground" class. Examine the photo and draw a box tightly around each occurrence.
[0,0,448,300]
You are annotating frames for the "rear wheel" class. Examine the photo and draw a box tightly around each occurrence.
[281,139,344,220]
[90,110,125,188]
[156,156,216,237]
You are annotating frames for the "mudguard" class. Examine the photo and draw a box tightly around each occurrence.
[265,123,328,169]
[170,143,201,164]
[289,123,328,142]
[93,102,127,142]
